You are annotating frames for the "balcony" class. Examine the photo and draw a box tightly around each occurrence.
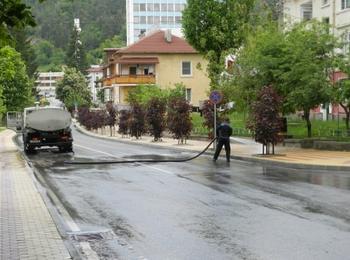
[103,74,156,86]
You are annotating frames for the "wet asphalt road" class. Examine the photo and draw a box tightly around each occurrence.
[21,128,350,260]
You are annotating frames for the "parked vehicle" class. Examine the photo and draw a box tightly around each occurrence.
[21,106,73,153]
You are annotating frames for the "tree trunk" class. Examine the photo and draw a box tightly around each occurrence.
[340,103,349,130]
[304,109,312,138]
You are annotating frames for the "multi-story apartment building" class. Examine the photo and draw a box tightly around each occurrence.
[126,0,186,45]
[87,65,103,103]
[284,0,350,51]
[102,30,210,109]
[35,72,64,98]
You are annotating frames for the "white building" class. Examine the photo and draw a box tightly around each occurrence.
[283,0,350,51]
[35,72,64,98]
[86,65,103,103]
[126,0,186,45]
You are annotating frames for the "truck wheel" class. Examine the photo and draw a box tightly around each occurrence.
[24,144,34,154]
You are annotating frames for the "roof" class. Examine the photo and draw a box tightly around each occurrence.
[114,56,159,64]
[119,30,198,54]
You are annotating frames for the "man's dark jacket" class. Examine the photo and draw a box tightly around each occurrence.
[216,122,232,139]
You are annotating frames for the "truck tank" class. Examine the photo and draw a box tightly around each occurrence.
[25,107,71,131]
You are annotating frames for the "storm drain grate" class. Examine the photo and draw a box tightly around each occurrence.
[69,230,115,242]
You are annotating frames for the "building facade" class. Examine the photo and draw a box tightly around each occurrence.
[87,65,103,103]
[102,30,210,109]
[283,0,350,51]
[126,0,186,45]
[35,72,64,98]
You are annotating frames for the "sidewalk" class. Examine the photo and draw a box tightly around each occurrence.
[76,124,350,171]
[0,130,71,259]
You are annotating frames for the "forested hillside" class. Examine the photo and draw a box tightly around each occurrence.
[25,0,126,71]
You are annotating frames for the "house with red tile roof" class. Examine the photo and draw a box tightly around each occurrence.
[102,30,210,109]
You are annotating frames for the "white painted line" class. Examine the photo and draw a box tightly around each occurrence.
[74,143,173,174]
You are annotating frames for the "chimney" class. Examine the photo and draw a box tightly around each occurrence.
[139,29,146,40]
[165,29,172,43]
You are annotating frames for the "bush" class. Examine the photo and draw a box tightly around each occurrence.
[130,102,146,139]
[246,85,283,154]
[167,96,192,144]
[146,97,166,141]
[118,110,131,136]
[106,101,117,136]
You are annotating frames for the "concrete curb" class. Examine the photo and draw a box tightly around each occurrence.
[74,123,350,172]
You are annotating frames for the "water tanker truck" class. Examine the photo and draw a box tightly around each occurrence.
[21,106,73,153]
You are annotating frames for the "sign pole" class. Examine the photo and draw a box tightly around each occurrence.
[209,90,223,151]
[213,103,217,150]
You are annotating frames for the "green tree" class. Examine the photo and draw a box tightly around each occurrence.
[87,35,125,64]
[334,43,350,130]
[66,23,88,74]
[56,67,91,110]
[230,22,286,110]
[233,20,336,138]
[0,0,45,46]
[34,39,65,71]
[281,21,336,137]
[11,28,38,78]
[182,0,255,87]
[127,85,166,105]
[0,84,5,117]
[0,46,34,112]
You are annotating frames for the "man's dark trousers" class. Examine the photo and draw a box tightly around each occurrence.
[213,138,231,162]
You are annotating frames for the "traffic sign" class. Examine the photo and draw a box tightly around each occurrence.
[209,90,223,104]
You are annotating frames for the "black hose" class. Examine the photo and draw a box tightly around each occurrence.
[64,138,217,165]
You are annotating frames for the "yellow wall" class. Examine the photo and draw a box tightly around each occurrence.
[114,53,210,107]
[156,54,210,107]
[120,86,133,103]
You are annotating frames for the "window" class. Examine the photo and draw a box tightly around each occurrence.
[140,16,146,24]
[341,0,350,9]
[129,67,137,75]
[175,4,181,11]
[154,16,160,24]
[147,3,153,11]
[168,16,174,24]
[175,16,181,24]
[322,17,330,24]
[181,61,192,76]
[161,16,167,24]
[134,16,140,24]
[322,0,329,5]
[161,3,167,12]
[300,2,312,21]
[154,3,160,11]
[168,3,174,12]
[140,3,146,11]
[186,89,192,102]
[133,4,139,12]
[147,16,154,24]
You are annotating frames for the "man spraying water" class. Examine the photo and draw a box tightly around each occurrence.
[213,117,232,162]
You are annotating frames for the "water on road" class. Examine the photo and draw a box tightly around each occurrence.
[18,128,350,260]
